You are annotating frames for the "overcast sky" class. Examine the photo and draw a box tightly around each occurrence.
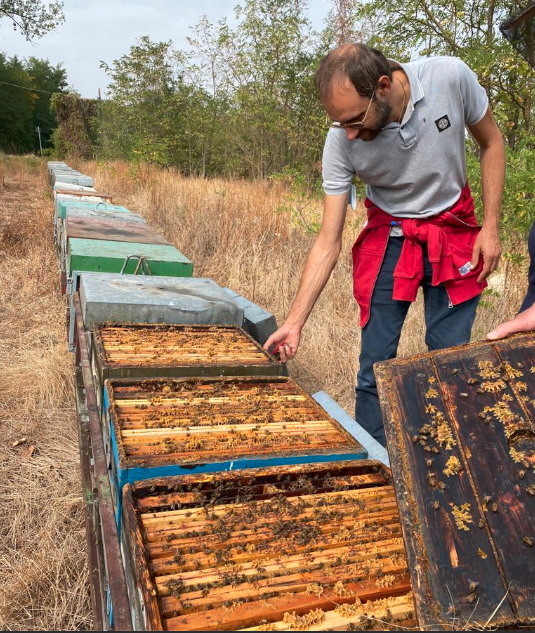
[0,0,330,97]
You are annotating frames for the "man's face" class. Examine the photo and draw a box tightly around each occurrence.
[325,79,392,142]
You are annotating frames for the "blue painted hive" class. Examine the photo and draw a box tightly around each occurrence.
[103,376,367,523]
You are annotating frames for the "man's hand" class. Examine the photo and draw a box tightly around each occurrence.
[471,225,502,283]
[264,323,302,362]
[487,302,535,340]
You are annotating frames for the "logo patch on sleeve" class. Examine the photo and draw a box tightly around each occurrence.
[435,115,451,132]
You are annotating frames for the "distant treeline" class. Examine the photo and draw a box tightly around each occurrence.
[0,53,67,153]
[4,0,535,238]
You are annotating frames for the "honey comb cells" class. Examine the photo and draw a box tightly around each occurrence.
[122,463,415,630]
[106,377,363,468]
[98,324,278,368]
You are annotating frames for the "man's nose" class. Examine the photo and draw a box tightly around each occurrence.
[345,127,359,141]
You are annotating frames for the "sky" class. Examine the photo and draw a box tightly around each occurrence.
[0,0,330,98]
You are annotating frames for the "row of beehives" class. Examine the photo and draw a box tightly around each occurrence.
[48,161,415,631]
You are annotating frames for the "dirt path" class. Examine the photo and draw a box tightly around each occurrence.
[0,156,91,630]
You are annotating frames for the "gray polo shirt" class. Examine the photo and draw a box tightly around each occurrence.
[322,56,489,233]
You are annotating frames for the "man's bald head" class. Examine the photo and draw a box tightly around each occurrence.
[315,43,393,106]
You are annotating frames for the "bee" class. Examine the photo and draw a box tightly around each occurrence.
[523,536,534,547]
[469,580,479,592]
[491,502,498,513]
[478,519,485,529]
[451,369,460,375]
[426,459,434,468]
[467,378,479,385]
[460,393,469,398]
[433,500,440,510]
[467,593,477,604]
[438,481,446,490]
[519,470,526,479]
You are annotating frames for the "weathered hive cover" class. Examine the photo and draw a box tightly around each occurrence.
[65,216,169,245]
[375,333,535,630]
[68,240,193,278]
[93,323,283,382]
[121,461,414,631]
[65,206,146,224]
[56,198,129,219]
[79,275,236,329]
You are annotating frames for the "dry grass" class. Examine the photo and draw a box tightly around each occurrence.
[0,154,528,631]
[0,155,90,630]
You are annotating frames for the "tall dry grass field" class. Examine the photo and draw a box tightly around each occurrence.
[0,154,528,631]
[0,155,90,630]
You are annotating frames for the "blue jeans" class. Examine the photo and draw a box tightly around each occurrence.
[355,237,480,446]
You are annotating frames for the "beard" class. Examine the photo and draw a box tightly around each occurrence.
[358,98,392,142]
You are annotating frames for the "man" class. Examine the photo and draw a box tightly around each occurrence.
[264,43,505,446]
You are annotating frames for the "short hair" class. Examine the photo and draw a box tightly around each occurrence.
[315,43,393,103]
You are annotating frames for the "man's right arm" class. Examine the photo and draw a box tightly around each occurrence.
[263,192,349,361]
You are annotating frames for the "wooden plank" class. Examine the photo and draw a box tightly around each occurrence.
[434,343,535,620]
[376,334,535,630]
[376,356,514,628]
[164,576,411,631]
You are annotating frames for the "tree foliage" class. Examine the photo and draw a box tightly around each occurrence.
[0,52,67,153]
[0,0,64,41]
[50,93,98,159]
[91,0,534,240]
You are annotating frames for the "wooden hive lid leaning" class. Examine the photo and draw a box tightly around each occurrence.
[121,461,415,631]
[92,323,284,381]
[375,332,535,630]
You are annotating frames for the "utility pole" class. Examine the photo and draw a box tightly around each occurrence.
[35,126,43,156]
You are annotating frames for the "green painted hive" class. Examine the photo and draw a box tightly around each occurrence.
[67,238,193,277]
[56,197,130,219]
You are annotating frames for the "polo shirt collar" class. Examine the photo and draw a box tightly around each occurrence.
[385,59,425,128]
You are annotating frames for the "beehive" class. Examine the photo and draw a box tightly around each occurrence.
[65,216,170,246]
[121,462,414,631]
[93,323,283,383]
[68,274,240,351]
[375,332,535,630]
[67,239,193,278]
[103,377,367,513]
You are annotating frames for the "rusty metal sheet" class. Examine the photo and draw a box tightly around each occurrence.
[375,333,535,630]
[122,461,415,631]
[66,216,170,246]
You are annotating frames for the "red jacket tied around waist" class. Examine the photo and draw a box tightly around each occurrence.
[352,183,487,328]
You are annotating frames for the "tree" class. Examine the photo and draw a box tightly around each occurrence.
[0,52,35,152]
[0,0,64,41]
[26,57,68,150]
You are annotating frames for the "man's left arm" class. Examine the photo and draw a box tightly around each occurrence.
[467,107,505,282]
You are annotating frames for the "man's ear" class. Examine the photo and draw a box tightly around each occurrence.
[376,74,392,95]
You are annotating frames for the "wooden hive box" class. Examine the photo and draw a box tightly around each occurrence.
[121,461,415,630]
[375,332,535,630]
[90,323,284,412]
[92,323,283,394]
[102,377,368,520]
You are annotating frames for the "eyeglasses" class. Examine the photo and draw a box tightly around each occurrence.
[329,91,375,129]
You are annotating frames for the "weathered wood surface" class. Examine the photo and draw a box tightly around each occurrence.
[375,332,535,630]
[122,461,415,630]
[66,215,170,245]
